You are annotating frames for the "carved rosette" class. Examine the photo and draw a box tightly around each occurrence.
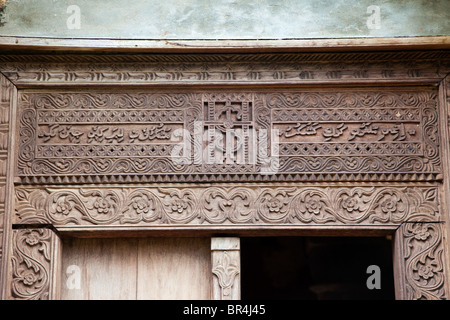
[14,185,440,226]
[10,228,60,300]
[396,223,448,300]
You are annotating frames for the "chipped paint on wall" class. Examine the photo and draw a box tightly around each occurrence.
[0,0,448,39]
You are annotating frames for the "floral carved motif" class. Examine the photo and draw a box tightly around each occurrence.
[212,251,240,300]
[211,237,240,300]
[14,185,440,226]
[397,223,448,300]
[10,229,58,300]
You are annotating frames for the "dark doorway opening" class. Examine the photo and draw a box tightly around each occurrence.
[241,236,395,300]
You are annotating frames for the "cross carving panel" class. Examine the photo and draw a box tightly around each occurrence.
[16,88,441,184]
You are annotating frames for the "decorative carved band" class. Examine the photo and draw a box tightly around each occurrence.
[395,223,448,300]
[9,228,60,300]
[17,89,441,184]
[0,50,447,64]
[0,51,448,86]
[14,184,440,227]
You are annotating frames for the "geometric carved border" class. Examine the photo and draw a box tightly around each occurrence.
[0,51,449,86]
[394,222,448,300]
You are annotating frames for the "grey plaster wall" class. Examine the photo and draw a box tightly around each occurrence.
[0,0,449,39]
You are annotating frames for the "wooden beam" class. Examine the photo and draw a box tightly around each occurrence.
[0,36,448,53]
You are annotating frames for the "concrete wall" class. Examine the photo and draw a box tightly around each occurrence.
[0,0,448,40]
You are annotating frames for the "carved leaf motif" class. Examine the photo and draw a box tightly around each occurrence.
[13,186,441,226]
[10,229,53,300]
[423,188,437,202]
[46,191,85,225]
[400,223,447,300]
[201,188,253,224]
[15,189,50,224]
[212,252,240,298]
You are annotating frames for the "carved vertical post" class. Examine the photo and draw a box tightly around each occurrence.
[393,222,448,300]
[0,74,14,300]
[7,228,61,300]
[442,74,450,293]
[211,237,240,300]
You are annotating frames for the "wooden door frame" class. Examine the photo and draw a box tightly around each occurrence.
[0,47,449,300]
[5,224,448,300]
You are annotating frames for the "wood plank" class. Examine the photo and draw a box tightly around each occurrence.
[137,237,211,300]
[61,238,138,300]
[0,36,448,53]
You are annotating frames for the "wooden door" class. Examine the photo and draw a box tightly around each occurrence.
[60,237,212,300]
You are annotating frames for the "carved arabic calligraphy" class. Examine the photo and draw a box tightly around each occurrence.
[348,123,379,141]
[129,124,172,142]
[38,124,84,143]
[278,122,322,138]
[18,90,441,183]
[322,123,348,141]
[38,124,174,144]
[377,123,416,142]
[277,121,417,143]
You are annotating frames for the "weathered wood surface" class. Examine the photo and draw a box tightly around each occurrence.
[61,237,211,300]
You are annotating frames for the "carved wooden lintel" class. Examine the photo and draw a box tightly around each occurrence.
[13,184,441,227]
[8,228,61,300]
[211,237,240,300]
